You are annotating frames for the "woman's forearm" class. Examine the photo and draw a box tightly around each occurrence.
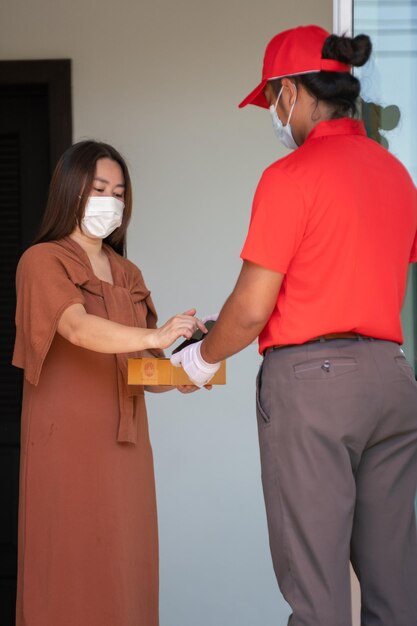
[57,303,202,354]
[58,304,158,353]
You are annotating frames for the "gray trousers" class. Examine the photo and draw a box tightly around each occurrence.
[256,338,417,626]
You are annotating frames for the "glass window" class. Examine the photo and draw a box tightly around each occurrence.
[354,0,417,372]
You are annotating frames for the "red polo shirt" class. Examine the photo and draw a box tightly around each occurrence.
[241,118,417,353]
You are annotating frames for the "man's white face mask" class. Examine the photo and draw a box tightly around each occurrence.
[81,196,124,239]
[269,84,298,150]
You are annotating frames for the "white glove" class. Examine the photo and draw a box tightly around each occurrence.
[170,341,221,388]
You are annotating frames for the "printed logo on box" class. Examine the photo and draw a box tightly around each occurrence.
[144,361,156,378]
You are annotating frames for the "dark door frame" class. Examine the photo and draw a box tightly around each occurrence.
[0,59,72,170]
[0,59,72,626]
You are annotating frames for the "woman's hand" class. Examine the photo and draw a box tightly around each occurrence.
[153,308,206,350]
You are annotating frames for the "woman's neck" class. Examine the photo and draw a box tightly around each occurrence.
[69,227,104,258]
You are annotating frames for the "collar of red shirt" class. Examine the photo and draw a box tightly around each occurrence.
[305,117,367,142]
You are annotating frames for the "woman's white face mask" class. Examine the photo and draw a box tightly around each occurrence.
[269,84,298,150]
[81,196,124,239]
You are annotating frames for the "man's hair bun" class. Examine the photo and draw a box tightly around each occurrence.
[322,34,372,67]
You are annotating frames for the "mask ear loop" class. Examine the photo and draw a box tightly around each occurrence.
[286,84,298,126]
[273,84,297,127]
[273,86,284,112]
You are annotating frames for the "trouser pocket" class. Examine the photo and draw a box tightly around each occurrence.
[394,355,416,383]
[293,356,358,380]
[256,359,270,424]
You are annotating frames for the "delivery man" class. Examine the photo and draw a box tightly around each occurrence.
[171,25,417,626]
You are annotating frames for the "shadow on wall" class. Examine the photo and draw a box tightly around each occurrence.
[360,99,401,149]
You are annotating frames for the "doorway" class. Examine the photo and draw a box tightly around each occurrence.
[0,60,72,625]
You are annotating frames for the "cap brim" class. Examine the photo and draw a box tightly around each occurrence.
[238,79,269,109]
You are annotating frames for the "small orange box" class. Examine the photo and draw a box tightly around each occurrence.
[128,357,226,386]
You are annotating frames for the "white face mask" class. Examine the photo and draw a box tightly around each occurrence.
[269,85,298,150]
[81,196,124,239]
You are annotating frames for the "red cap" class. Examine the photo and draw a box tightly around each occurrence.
[239,25,351,109]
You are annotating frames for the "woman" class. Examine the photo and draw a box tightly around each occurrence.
[13,140,204,626]
[172,26,417,626]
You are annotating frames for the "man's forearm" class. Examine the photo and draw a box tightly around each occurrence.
[199,261,284,364]
[199,292,267,363]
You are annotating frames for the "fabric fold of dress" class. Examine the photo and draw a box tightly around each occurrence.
[13,236,163,443]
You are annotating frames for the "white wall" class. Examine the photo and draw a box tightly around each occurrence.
[1,2,333,624]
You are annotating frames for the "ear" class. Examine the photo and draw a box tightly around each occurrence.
[280,78,297,106]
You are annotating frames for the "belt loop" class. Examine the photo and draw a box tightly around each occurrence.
[319,336,326,343]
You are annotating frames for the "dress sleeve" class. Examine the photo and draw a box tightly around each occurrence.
[12,244,85,385]
[240,166,307,273]
[126,261,165,359]
[144,293,164,358]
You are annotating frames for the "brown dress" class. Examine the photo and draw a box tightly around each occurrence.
[13,237,161,626]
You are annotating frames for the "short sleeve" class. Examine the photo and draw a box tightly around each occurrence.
[240,166,307,273]
[12,244,85,385]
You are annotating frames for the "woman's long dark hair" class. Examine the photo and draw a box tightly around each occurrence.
[270,33,372,118]
[34,140,133,256]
